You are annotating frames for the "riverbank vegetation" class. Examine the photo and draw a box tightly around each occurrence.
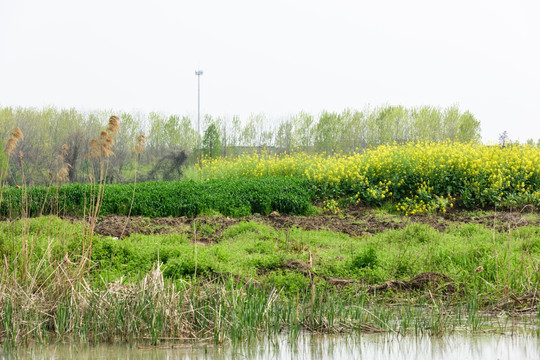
[0,111,539,350]
[1,212,540,348]
[1,141,538,219]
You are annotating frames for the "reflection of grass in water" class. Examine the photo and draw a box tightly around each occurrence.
[9,333,540,359]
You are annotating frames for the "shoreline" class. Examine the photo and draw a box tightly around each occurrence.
[1,209,539,348]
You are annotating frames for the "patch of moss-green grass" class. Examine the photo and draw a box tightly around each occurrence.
[4,216,540,298]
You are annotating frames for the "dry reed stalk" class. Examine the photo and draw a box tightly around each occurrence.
[0,249,95,346]
[81,116,121,273]
[0,127,24,210]
[119,133,147,239]
[56,144,71,183]
[88,115,121,215]
[37,144,72,217]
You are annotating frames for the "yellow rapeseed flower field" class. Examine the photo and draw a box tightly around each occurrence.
[194,142,540,214]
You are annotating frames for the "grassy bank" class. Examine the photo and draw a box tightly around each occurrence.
[1,135,540,350]
[1,211,539,348]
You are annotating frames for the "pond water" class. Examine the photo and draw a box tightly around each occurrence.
[3,334,540,360]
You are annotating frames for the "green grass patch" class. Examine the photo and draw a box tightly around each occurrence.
[2,217,539,297]
[0,177,311,218]
[2,215,540,348]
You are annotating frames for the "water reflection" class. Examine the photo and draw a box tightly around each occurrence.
[4,334,540,360]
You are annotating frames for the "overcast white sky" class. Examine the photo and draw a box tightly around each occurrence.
[1,0,539,142]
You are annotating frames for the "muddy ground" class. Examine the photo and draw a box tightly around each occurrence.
[90,206,540,242]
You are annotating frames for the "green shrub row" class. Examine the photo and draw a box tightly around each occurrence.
[0,177,312,218]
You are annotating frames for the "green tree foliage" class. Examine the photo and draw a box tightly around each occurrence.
[293,111,314,150]
[275,120,295,153]
[147,150,188,181]
[178,116,200,151]
[0,104,482,185]
[229,115,242,155]
[314,111,343,153]
[202,123,222,158]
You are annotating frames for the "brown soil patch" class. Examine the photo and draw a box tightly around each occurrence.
[283,258,312,272]
[280,258,356,287]
[94,215,171,238]
[92,215,240,242]
[256,213,405,237]
[279,260,454,292]
[438,211,538,232]
[87,208,538,241]
[368,272,457,294]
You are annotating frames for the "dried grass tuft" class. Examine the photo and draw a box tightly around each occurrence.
[88,139,100,159]
[143,262,165,296]
[56,144,72,182]
[107,115,120,134]
[5,126,24,156]
[134,134,147,154]
[57,166,70,182]
[87,116,120,159]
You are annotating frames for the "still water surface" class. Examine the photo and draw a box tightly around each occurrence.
[4,334,540,360]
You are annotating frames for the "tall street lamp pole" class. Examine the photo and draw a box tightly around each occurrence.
[195,70,203,136]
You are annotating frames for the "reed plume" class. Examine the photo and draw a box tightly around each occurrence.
[56,144,71,183]
[88,116,120,159]
[135,134,147,155]
[100,130,115,157]
[107,115,120,133]
[88,139,100,159]
[5,127,24,156]
[84,115,121,268]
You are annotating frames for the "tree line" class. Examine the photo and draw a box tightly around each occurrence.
[0,104,483,185]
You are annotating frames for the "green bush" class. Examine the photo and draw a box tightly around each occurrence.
[163,255,215,278]
[265,270,309,294]
[352,247,379,269]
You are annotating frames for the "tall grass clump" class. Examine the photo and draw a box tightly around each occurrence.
[120,134,147,238]
[0,116,129,349]
[3,260,528,348]
[0,127,23,208]
[87,116,120,228]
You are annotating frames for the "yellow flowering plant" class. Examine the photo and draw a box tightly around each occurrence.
[194,141,540,214]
